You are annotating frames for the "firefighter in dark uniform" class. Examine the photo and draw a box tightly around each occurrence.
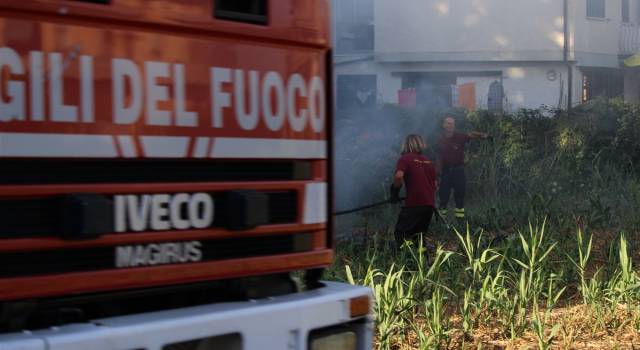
[436,116,489,220]
[390,134,437,247]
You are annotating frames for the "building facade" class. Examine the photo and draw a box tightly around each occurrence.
[333,0,640,112]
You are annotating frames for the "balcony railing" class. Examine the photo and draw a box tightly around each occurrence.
[621,24,640,55]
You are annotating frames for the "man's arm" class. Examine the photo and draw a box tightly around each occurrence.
[468,131,490,140]
[393,170,404,188]
[390,170,403,203]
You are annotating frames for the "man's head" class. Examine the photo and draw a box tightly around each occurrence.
[442,117,456,135]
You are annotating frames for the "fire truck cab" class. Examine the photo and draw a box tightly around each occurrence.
[0,0,372,349]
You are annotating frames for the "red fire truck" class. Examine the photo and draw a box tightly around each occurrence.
[0,1,372,349]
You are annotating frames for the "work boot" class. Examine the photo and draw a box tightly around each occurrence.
[454,208,465,220]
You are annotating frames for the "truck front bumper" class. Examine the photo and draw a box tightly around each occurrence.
[0,282,373,350]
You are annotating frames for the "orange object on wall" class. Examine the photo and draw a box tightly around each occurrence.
[458,83,476,111]
[398,88,416,107]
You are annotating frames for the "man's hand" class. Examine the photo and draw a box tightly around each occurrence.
[389,183,401,203]
[480,133,495,141]
[470,131,493,141]
[469,131,486,139]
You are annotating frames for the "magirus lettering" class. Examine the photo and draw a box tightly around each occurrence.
[115,241,203,268]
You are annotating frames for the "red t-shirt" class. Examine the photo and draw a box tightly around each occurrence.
[437,132,471,167]
[396,153,437,207]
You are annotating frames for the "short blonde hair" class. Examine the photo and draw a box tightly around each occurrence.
[401,134,426,154]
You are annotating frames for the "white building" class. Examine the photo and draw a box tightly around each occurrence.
[334,0,640,112]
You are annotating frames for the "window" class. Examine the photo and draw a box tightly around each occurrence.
[581,68,623,102]
[336,75,377,111]
[488,81,504,112]
[214,0,267,25]
[587,0,605,18]
[622,0,630,22]
[334,0,374,54]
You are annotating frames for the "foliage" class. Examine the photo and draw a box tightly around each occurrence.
[333,98,640,348]
[333,224,640,349]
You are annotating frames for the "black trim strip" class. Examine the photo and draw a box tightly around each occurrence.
[0,233,312,277]
[0,159,311,185]
[0,191,298,238]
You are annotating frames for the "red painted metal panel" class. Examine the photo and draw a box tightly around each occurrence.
[0,249,334,300]
[0,0,332,300]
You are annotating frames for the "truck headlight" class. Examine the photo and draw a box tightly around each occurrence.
[310,331,356,350]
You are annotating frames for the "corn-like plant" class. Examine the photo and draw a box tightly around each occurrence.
[403,235,431,298]
[567,228,594,304]
[455,227,500,337]
[513,221,556,301]
[334,212,640,349]
[415,246,454,349]
[613,233,640,302]
[531,275,565,350]
[411,321,438,350]
[370,264,415,349]
[423,285,451,348]
[477,269,505,325]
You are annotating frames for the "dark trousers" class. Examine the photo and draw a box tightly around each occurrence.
[393,205,434,246]
[439,166,465,209]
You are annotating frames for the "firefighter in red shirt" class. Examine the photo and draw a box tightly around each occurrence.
[437,116,489,220]
[390,134,437,247]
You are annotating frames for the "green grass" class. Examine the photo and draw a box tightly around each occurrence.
[329,222,640,349]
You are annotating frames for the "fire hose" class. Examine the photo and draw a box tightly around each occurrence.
[333,198,451,229]
[333,198,398,216]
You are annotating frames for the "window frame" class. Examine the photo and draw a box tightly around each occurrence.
[586,0,606,19]
[214,0,268,25]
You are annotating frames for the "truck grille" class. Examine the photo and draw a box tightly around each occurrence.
[0,159,311,185]
[0,191,298,238]
[0,233,312,278]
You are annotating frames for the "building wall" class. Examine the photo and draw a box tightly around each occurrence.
[571,0,623,67]
[373,0,628,66]
[500,64,571,110]
[332,0,374,56]
[335,60,401,106]
[624,69,640,103]
[456,75,501,110]
[374,0,566,62]
[334,0,635,111]
[333,59,380,110]
[370,62,572,110]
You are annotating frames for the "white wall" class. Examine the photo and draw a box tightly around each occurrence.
[501,63,570,111]
[372,61,571,110]
[374,0,566,62]
[334,59,377,76]
[571,0,622,67]
[339,0,632,110]
[458,64,570,111]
